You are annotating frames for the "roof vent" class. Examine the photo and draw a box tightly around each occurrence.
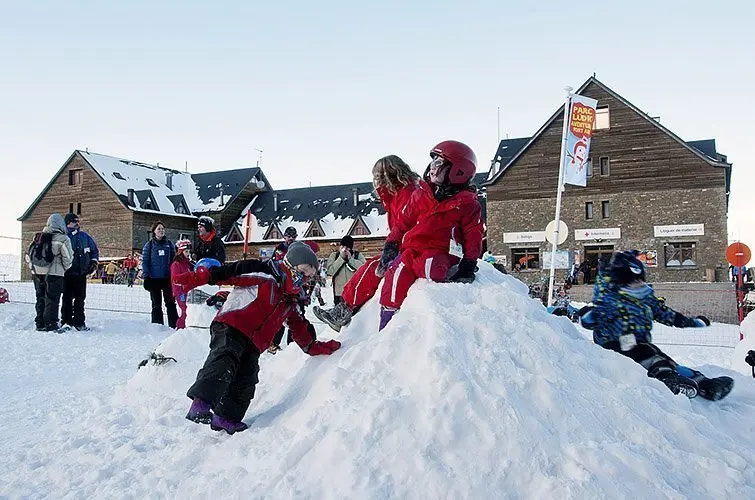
[273,193,279,212]
[352,187,358,207]
[165,172,173,190]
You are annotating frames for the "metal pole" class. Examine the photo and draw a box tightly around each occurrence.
[547,87,573,307]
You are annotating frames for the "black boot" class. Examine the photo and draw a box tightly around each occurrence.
[647,365,698,398]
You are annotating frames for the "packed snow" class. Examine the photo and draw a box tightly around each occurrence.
[1,263,753,499]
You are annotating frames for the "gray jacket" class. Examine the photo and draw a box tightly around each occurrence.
[326,249,366,296]
[35,213,74,277]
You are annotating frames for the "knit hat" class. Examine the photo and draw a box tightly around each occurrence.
[64,213,79,225]
[285,241,318,269]
[339,235,354,249]
[198,216,214,231]
[284,226,297,238]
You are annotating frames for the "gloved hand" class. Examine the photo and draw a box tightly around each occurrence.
[375,242,400,277]
[693,315,711,327]
[142,277,152,291]
[449,258,478,283]
[172,266,210,293]
[306,339,341,356]
[87,261,98,275]
[206,290,229,308]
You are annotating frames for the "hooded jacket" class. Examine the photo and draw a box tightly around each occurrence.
[36,214,74,277]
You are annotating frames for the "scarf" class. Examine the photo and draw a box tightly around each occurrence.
[199,229,216,243]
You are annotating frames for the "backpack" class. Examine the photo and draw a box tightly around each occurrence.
[27,232,55,272]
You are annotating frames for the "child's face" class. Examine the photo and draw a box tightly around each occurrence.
[296,264,316,278]
[182,248,191,257]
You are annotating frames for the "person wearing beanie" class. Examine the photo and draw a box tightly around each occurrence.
[578,250,733,401]
[61,212,99,331]
[273,226,298,261]
[172,242,341,435]
[193,216,226,264]
[325,234,365,306]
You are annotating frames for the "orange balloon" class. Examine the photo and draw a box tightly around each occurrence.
[725,242,751,267]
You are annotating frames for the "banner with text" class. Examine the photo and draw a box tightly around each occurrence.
[563,94,598,187]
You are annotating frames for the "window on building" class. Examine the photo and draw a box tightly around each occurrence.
[69,203,74,214]
[585,202,594,220]
[595,106,610,129]
[599,156,610,176]
[601,201,610,219]
[69,169,83,185]
[512,247,540,270]
[146,178,159,187]
[307,224,324,238]
[586,158,593,177]
[351,221,369,236]
[143,198,154,210]
[664,242,697,267]
[76,202,82,215]
[265,226,282,240]
[179,233,191,241]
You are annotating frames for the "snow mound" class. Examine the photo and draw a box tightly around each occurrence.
[4,263,755,498]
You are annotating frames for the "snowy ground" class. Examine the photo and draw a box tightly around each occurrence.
[1,263,753,499]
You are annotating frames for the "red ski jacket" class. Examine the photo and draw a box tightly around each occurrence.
[387,180,483,260]
[376,182,418,232]
[210,260,315,353]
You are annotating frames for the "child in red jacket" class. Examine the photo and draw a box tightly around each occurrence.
[170,239,194,329]
[173,241,341,434]
[313,155,419,331]
[377,140,484,330]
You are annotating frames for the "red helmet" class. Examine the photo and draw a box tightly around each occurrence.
[304,240,320,253]
[0,287,8,304]
[176,239,192,252]
[430,140,477,185]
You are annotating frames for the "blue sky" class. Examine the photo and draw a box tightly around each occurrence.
[2,1,753,254]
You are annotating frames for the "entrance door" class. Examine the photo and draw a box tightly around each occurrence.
[582,245,614,284]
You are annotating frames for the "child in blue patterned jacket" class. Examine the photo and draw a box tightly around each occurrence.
[581,250,733,401]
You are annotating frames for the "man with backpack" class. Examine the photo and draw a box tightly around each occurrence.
[62,213,99,331]
[27,213,73,331]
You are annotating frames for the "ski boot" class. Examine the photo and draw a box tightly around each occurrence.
[186,398,213,424]
[648,365,698,398]
[210,414,248,435]
[313,301,354,332]
[680,367,734,401]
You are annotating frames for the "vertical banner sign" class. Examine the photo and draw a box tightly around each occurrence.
[242,211,254,258]
[563,94,598,187]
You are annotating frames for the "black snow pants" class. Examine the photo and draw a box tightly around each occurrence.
[187,322,261,421]
[34,274,64,329]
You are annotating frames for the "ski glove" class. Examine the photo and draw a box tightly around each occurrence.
[172,266,210,292]
[693,315,711,327]
[376,242,400,277]
[449,258,478,284]
[306,339,341,356]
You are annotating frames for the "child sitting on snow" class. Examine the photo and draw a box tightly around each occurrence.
[580,250,733,401]
[173,241,341,434]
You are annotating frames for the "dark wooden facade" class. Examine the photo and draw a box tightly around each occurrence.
[485,78,731,283]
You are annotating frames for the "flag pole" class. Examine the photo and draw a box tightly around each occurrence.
[547,86,574,307]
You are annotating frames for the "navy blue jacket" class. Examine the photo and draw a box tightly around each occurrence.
[66,229,99,276]
[141,237,175,279]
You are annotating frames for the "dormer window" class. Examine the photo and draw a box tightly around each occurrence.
[143,198,154,210]
[146,178,159,187]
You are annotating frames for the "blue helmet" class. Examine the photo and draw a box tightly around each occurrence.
[609,250,646,285]
[195,258,221,270]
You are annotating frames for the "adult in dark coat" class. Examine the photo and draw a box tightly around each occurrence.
[142,221,178,327]
[193,216,226,264]
[62,213,99,330]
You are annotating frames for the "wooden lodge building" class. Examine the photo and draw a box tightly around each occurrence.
[19,76,732,285]
[483,76,732,284]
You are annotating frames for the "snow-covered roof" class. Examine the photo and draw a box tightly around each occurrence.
[80,151,264,218]
[226,181,390,243]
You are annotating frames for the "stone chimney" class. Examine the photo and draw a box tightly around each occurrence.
[165,172,173,190]
[127,188,135,206]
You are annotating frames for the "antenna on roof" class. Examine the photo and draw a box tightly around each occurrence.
[254,148,263,168]
[185,160,188,173]
[85,147,89,154]
[593,72,596,78]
